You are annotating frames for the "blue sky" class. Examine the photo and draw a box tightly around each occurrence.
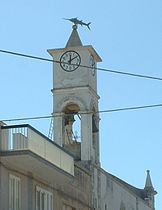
[0,0,162,209]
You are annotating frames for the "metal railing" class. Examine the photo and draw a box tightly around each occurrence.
[0,124,74,175]
[1,124,28,150]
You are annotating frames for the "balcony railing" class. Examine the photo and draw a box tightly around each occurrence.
[0,124,74,176]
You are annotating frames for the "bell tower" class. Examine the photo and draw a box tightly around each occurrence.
[48,23,102,164]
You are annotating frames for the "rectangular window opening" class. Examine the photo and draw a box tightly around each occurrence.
[9,174,21,210]
[36,186,53,210]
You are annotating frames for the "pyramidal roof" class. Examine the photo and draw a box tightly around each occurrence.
[66,25,83,48]
[144,170,157,195]
[145,170,153,189]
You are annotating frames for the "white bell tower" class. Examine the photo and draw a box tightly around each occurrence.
[48,24,102,164]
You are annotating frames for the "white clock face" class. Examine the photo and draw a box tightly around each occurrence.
[60,50,81,72]
[90,54,96,76]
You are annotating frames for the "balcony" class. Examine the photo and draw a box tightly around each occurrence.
[0,124,74,176]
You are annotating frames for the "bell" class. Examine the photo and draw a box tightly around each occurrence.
[92,115,99,133]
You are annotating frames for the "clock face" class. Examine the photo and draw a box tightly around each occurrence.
[90,54,96,76]
[60,50,81,72]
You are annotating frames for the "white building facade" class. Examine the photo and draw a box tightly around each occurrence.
[0,24,156,210]
[48,23,157,210]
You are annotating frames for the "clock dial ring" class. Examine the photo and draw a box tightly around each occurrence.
[60,50,81,72]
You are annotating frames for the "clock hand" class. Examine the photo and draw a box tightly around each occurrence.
[70,55,78,62]
[68,54,72,64]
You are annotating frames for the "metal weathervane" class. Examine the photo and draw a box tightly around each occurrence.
[64,18,91,30]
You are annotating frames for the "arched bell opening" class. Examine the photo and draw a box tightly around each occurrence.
[92,107,99,134]
[63,103,81,144]
[63,103,81,159]
[92,107,100,164]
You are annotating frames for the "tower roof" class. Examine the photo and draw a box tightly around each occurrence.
[144,170,157,195]
[145,170,153,189]
[66,25,83,48]
[47,23,102,63]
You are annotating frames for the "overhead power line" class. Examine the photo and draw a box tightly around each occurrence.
[1,115,52,122]
[1,103,162,122]
[0,49,54,63]
[98,103,162,113]
[0,49,162,81]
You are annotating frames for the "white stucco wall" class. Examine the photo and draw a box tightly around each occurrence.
[49,46,99,92]
[0,165,29,210]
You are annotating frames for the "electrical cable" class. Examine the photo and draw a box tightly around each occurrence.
[97,103,162,113]
[0,49,54,63]
[1,115,52,122]
[1,103,162,122]
[0,49,162,81]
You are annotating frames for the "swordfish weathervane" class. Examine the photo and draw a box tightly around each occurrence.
[64,17,91,30]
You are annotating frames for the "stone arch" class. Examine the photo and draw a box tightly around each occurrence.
[57,96,86,147]
[57,96,87,113]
